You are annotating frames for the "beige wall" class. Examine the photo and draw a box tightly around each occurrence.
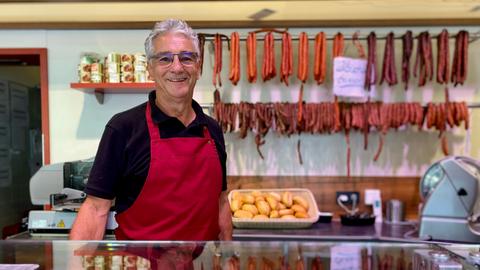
[0,26,478,177]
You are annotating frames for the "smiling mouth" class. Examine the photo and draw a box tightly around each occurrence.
[167,77,188,82]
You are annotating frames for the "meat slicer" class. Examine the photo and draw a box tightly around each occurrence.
[28,158,117,235]
[419,156,480,243]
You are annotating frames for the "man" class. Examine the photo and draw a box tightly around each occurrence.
[70,19,232,242]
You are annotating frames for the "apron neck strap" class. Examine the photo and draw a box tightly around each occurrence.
[145,102,160,140]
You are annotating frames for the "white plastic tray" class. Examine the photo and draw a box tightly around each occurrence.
[228,188,319,229]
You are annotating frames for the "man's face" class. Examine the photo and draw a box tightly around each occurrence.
[147,32,200,101]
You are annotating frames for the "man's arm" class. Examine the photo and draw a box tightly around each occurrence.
[218,191,233,240]
[69,195,112,240]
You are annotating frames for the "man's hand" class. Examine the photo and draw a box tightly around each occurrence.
[218,191,233,240]
[69,195,112,240]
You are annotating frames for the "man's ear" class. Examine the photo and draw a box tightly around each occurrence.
[195,62,201,79]
[147,62,154,81]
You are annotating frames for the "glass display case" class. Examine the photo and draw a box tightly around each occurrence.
[0,240,479,270]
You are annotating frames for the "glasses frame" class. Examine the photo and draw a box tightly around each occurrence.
[150,51,199,67]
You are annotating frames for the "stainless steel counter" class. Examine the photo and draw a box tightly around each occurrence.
[1,239,478,269]
[8,221,439,244]
[233,221,424,242]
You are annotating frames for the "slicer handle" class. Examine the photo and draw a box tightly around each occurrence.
[455,156,480,170]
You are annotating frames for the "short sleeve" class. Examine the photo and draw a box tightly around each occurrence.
[84,124,126,200]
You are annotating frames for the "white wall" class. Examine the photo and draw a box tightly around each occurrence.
[0,26,478,176]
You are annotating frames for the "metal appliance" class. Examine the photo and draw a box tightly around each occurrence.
[28,158,117,235]
[412,249,463,270]
[419,156,480,243]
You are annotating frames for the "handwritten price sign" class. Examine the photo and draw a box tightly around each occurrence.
[333,57,369,98]
[330,245,362,270]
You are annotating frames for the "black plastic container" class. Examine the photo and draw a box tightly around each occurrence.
[340,214,376,226]
[318,212,333,223]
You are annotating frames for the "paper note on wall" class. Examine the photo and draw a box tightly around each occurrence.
[333,57,368,98]
[330,245,362,270]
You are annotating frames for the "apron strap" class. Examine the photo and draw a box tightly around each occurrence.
[146,102,161,141]
[203,126,212,139]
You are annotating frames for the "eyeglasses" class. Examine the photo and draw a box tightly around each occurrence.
[151,51,199,67]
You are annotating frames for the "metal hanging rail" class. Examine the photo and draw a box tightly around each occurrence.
[198,30,480,43]
[201,102,480,109]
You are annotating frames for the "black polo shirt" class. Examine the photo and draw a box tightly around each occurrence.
[84,91,227,214]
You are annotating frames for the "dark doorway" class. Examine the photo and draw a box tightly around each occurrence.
[0,49,49,238]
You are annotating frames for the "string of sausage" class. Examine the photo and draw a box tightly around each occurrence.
[414,31,433,87]
[332,33,348,175]
[198,34,206,75]
[279,256,289,270]
[361,248,369,270]
[352,31,366,58]
[312,257,323,270]
[297,32,308,164]
[341,103,352,176]
[227,255,240,270]
[214,92,470,160]
[333,32,344,58]
[297,84,305,164]
[212,30,468,88]
[229,32,240,85]
[262,32,276,81]
[436,29,449,84]
[313,32,327,85]
[442,87,451,156]
[297,32,309,83]
[280,32,293,86]
[212,33,223,88]
[295,256,305,270]
[396,249,406,270]
[246,32,257,83]
[401,30,413,90]
[212,254,221,270]
[451,30,469,86]
[365,32,377,91]
[380,32,398,86]
[351,32,370,151]
[262,257,275,270]
[297,84,305,129]
[247,256,256,270]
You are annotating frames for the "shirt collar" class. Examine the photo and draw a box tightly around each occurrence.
[148,91,207,126]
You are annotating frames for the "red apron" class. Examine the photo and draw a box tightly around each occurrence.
[115,102,222,241]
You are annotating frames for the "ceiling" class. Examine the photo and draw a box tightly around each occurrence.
[0,0,480,29]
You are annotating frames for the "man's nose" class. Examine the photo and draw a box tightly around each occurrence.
[170,55,183,70]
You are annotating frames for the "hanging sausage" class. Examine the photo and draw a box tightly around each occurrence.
[280,32,294,86]
[436,29,449,84]
[247,32,257,83]
[380,32,398,86]
[414,31,433,87]
[451,30,469,86]
[401,30,413,90]
[365,32,377,91]
[262,32,276,81]
[212,33,223,88]
[229,32,241,85]
[297,32,309,83]
[313,32,327,85]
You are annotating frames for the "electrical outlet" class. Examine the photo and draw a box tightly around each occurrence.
[336,191,360,205]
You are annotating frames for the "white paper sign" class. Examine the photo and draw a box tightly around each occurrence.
[330,245,362,270]
[333,57,368,98]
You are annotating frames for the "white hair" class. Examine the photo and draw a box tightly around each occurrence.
[144,19,200,61]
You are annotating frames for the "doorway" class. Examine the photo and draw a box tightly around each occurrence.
[0,48,50,238]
